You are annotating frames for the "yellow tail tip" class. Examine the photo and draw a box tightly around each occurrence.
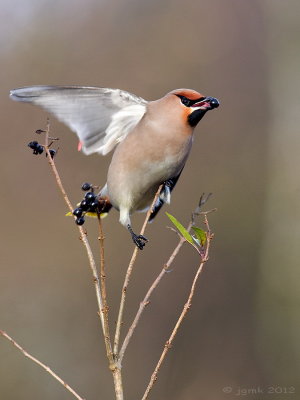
[65,211,108,219]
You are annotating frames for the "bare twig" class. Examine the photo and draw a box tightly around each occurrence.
[191,192,212,224]
[0,330,85,400]
[119,234,185,362]
[43,122,105,335]
[113,185,163,357]
[97,214,113,365]
[21,120,215,400]
[119,197,213,362]
[141,214,213,400]
[112,368,124,400]
[97,214,123,400]
[44,123,124,398]
[44,121,73,213]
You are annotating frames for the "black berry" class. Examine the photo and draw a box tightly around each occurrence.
[85,192,96,202]
[46,149,56,159]
[32,145,44,155]
[28,141,38,149]
[81,182,91,191]
[37,145,44,154]
[89,200,99,212]
[75,216,85,225]
[73,208,83,217]
[80,200,89,211]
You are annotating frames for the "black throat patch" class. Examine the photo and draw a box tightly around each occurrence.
[188,109,207,127]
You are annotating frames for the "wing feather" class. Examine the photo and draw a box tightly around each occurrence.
[10,86,147,155]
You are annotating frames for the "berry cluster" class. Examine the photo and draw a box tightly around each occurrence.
[28,140,56,158]
[27,128,57,158]
[73,183,100,225]
[28,141,44,155]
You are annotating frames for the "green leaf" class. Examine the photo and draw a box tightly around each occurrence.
[166,212,194,245]
[191,226,207,246]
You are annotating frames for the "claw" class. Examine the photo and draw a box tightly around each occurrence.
[127,225,148,250]
[138,234,148,242]
[132,234,148,250]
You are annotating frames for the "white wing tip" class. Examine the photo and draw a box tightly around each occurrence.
[9,87,39,102]
[10,88,21,101]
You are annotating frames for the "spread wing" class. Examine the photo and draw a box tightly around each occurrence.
[10,86,147,155]
[149,169,184,222]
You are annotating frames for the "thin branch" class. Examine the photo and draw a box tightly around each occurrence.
[113,185,163,357]
[112,367,124,400]
[0,330,85,400]
[119,235,185,362]
[44,120,123,400]
[45,123,123,399]
[44,122,73,214]
[141,214,213,400]
[191,192,212,225]
[43,123,105,340]
[119,197,213,362]
[97,214,114,366]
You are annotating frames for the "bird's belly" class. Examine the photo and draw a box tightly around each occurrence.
[107,154,183,213]
[106,130,193,214]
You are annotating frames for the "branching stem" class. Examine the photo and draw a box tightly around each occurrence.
[113,185,163,357]
[44,122,106,334]
[119,196,213,362]
[2,121,215,400]
[141,214,212,400]
[119,232,187,363]
[44,123,122,397]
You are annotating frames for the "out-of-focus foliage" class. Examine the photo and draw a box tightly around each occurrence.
[0,1,299,399]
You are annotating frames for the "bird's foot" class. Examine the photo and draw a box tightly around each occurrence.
[132,234,148,250]
[127,225,148,250]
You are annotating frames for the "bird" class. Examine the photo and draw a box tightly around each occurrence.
[10,86,219,249]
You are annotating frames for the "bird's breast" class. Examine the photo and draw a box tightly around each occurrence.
[107,124,193,212]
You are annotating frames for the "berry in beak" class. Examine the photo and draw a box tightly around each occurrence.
[191,96,220,111]
[188,96,220,127]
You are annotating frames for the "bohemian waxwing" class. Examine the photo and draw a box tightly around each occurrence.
[10,86,219,249]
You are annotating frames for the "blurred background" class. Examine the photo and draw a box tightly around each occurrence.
[1,0,299,399]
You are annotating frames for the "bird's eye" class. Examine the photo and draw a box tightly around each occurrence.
[176,95,191,107]
[181,97,191,107]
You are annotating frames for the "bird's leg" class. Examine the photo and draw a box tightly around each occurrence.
[127,225,148,250]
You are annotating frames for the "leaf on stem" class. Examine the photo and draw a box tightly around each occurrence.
[191,226,207,246]
[165,212,194,245]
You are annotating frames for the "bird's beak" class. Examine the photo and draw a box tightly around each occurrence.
[187,96,219,127]
[191,96,220,111]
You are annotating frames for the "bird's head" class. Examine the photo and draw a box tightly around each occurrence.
[169,89,219,127]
